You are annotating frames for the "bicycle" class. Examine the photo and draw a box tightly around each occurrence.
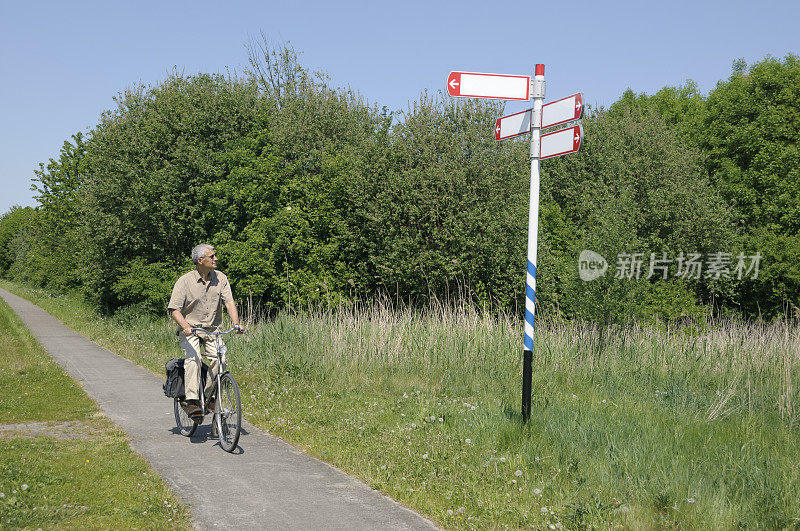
[174,326,242,452]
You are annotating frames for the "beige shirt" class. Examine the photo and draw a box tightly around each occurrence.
[167,269,234,329]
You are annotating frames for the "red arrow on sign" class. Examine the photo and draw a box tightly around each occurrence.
[540,124,583,159]
[447,71,530,101]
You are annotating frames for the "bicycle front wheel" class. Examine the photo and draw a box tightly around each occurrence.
[174,398,197,437]
[214,372,241,452]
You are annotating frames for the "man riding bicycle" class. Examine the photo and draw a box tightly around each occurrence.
[168,243,243,421]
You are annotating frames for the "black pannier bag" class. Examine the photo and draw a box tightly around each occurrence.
[163,358,209,399]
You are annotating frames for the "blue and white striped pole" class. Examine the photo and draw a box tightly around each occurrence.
[522,64,545,423]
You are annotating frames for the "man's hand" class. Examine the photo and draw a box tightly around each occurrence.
[182,327,194,337]
[233,323,245,334]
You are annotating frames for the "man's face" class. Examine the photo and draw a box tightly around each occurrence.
[199,249,218,270]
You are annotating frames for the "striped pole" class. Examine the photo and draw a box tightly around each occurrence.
[522,64,545,423]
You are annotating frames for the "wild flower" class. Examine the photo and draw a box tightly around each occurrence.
[687,497,696,503]
[422,453,429,460]
[533,488,542,495]
[541,507,548,514]
[515,469,523,477]
[21,484,28,491]
[500,457,506,463]
[465,438,471,444]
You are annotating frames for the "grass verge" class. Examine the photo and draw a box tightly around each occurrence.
[3,280,800,528]
[0,289,192,529]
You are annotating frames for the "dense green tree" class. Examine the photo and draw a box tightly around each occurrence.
[80,72,261,311]
[699,55,800,317]
[542,102,734,323]
[0,206,37,276]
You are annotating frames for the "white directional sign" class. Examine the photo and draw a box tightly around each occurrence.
[447,71,530,101]
[540,124,583,159]
[542,93,583,129]
[494,93,582,141]
[495,109,532,141]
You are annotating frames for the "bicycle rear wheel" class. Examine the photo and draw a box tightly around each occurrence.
[174,398,197,437]
[214,372,241,452]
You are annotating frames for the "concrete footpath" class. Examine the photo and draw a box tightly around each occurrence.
[1,288,438,530]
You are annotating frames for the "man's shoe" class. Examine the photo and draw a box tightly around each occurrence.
[184,400,203,422]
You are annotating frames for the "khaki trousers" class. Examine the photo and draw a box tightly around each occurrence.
[179,332,225,401]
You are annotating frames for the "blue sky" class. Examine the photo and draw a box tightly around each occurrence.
[1,0,798,214]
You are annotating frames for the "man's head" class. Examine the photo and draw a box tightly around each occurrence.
[191,243,217,271]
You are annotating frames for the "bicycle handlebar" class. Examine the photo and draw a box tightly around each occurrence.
[189,325,243,336]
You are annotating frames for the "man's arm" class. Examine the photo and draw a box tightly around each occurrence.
[224,301,243,332]
[170,309,194,337]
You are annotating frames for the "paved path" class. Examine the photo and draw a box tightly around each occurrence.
[1,288,438,530]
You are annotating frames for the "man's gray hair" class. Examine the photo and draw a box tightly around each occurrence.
[191,243,214,264]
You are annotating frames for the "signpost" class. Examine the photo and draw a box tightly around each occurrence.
[448,64,583,423]
[447,71,531,101]
[540,124,582,159]
[495,109,532,141]
[542,92,583,129]
[494,93,584,141]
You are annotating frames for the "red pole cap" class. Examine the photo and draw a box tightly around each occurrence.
[535,64,545,76]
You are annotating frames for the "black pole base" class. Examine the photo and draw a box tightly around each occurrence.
[522,349,533,424]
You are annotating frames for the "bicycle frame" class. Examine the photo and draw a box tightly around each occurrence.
[189,326,237,415]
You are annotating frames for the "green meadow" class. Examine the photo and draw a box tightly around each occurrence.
[0,290,192,529]
[5,280,799,529]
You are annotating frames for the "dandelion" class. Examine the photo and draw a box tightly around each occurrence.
[515,469,523,477]
[429,415,436,422]
[549,525,556,530]
[0,493,4,498]
[457,507,465,514]
[541,507,548,514]
[21,484,28,491]
[533,488,542,495]
[602,399,607,403]
[447,509,454,516]
[572,394,577,399]
[500,457,506,463]
[465,438,471,444]
[438,417,444,423]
